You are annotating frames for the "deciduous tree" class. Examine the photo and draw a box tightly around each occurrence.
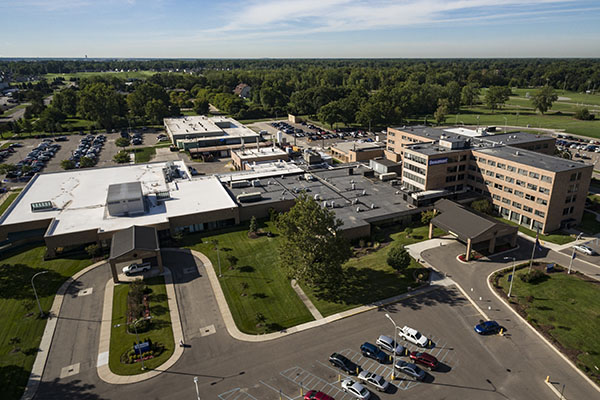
[530,85,558,114]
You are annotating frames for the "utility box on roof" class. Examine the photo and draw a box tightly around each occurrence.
[106,182,144,216]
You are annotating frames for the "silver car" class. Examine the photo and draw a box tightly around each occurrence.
[376,335,406,355]
[574,244,595,256]
[394,360,426,381]
[357,371,389,392]
[341,378,371,400]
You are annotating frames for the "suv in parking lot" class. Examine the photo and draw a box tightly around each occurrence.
[360,342,388,363]
[329,353,360,375]
[376,335,406,355]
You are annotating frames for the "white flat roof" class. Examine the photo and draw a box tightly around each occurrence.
[234,146,287,160]
[217,161,303,182]
[164,116,259,141]
[1,161,237,237]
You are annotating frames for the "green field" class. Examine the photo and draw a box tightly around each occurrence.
[579,211,600,235]
[0,245,93,400]
[302,224,444,317]
[44,70,158,82]
[0,190,23,217]
[494,264,600,384]
[130,147,156,163]
[510,88,600,107]
[109,276,174,375]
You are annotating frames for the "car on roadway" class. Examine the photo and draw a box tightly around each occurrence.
[357,371,389,392]
[122,262,152,276]
[376,335,406,355]
[573,244,596,256]
[398,326,429,347]
[329,353,360,375]
[394,360,426,381]
[304,390,335,400]
[341,378,371,400]
[474,320,501,335]
[409,351,439,370]
[360,342,389,363]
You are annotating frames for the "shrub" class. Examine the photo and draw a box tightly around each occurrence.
[574,108,595,121]
[520,269,546,284]
[85,243,101,258]
[471,198,494,215]
[387,245,411,272]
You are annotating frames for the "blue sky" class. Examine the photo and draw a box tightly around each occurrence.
[1,0,599,58]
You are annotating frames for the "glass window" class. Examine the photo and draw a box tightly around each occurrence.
[541,175,552,183]
[529,172,540,179]
[512,201,522,209]
[518,168,528,176]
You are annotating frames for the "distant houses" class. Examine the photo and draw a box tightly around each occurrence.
[233,83,251,98]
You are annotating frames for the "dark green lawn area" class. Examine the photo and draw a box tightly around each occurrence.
[184,221,442,331]
[493,217,574,245]
[109,276,174,375]
[494,264,600,384]
[184,221,315,334]
[302,224,444,316]
[579,211,600,235]
[129,147,156,163]
[0,245,93,400]
[0,190,23,217]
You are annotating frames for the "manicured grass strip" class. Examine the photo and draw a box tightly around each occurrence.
[495,265,600,384]
[0,190,22,217]
[184,221,315,334]
[302,224,444,317]
[493,217,574,245]
[130,147,156,163]
[108,276,174,375]
[0,245,93,400]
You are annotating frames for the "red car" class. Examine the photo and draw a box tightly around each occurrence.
[409,351,439,370]
[304,390,335,400]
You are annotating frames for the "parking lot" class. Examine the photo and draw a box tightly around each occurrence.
[559,238,600,264]
[555,135,600,171]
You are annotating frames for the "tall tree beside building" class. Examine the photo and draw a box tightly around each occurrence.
[277,194,352,289]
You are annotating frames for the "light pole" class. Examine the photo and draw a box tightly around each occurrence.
[503,117,508,133]
[568,233,583,274]
[193,376,200,400]
[385,313,398,380]
[31,270,48,318]
[504,257,516,298]
[132,316,152,370]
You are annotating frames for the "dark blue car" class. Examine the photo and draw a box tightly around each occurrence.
[360,342,389,363]
[474,320,501,335]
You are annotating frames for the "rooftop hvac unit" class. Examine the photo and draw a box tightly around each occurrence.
[314,194,320,200]
[31,201,53,212]
[236,192,262,203]
[231,180,250,188]
[251,179,261,187]
[353,198,358,205]
[156,191,170,201]
[323,201,327,208]
[371,204,376,209]
[362,189,367,196]
[356,207,361,213]
[331,201,335,208]
[351,183,356,190]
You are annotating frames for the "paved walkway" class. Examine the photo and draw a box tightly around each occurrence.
[291,279,323,320]
[96,267,185,384]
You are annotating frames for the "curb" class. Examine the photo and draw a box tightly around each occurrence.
[21,259,108,400]
[545,379,569,400]
[184,248,442,342]
[486,267,600,394]
[96,266,184,384]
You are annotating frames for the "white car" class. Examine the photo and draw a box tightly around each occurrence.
[398,326,429,347]
[122,262,152,276]
[357,371,389,392]
[341,378,371,400]
[573,244,596,256]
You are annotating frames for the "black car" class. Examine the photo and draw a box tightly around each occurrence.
[360,342,389,363]
[329,353,360,375]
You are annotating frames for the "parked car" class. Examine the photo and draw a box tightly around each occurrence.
[409,351,439,370]
[329,353,360,375]
[398,326,429,347]
[360,342,389,363]
[573,244,596,256]
[357,371,389,392]
[474,320,501,335]
[341,378,371,400]
[304,391,335,400]
[122,262,152,276]
[376,335,406,355]
[394,360,426,381]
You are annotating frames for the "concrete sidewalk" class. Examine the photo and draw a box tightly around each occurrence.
[291,278,323,320]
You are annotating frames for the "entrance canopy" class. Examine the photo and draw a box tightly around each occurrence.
[430,199,518,260]
[108,225,163,282]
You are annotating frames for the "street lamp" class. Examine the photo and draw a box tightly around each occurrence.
[132,316,152,370]
[31,270,48,318]
[193,376,200,400]
[568,233,584,274]
[385,313,398,380]
[504,257,516,298]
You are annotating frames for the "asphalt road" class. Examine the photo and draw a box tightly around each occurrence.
[35,243,600,400]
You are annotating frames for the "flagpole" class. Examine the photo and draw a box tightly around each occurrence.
[529,228,539,273]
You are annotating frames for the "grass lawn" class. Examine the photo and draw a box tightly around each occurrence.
[494,264,600,384]
[493,217,574,245]
[579,211,600,235]
[302,224,445,317]
[109,276,174,375]
[183,221,315,334]
[0,190,23,217]
[129,147,156,163]
[0,245,93,400]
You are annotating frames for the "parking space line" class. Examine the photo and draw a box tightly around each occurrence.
[259,380,294,400]
[218,388,259,400]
